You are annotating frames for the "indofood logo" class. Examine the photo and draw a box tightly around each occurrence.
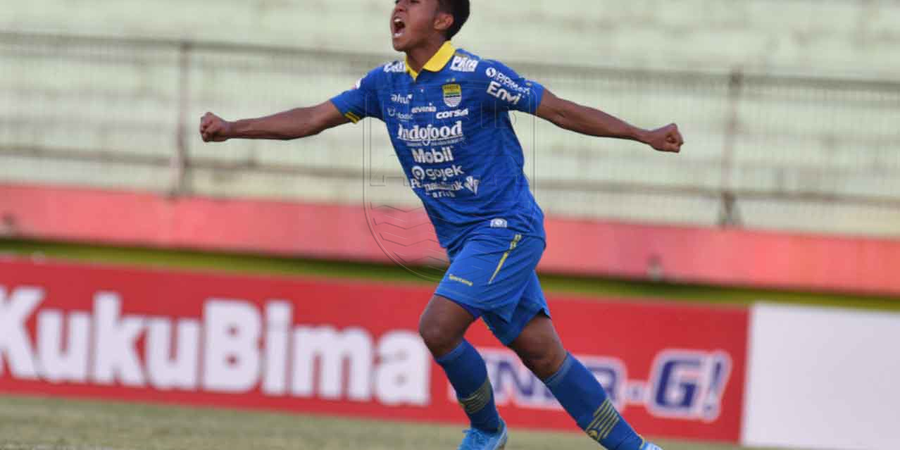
[362,85,538,282]
[397,121,464,147]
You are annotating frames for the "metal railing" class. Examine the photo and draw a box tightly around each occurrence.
[1,31,899,236]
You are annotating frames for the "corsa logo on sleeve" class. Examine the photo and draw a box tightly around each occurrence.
[443,84,463,107]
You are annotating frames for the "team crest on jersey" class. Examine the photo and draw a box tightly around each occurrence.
[443,84,462,107]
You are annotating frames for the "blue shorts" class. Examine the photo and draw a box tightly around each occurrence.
[435,229,550,345]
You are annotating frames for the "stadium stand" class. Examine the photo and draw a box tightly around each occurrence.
[1,0,899,236]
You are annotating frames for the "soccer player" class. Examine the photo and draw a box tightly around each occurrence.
[200,0,683,449]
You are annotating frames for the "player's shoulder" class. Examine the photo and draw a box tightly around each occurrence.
[379,59,406,77]
[358,60,405,86]
[445,48,482,75]
[448,48,496,78]
[452,49,522,81]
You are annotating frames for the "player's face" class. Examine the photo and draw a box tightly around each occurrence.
[391,0,446,51]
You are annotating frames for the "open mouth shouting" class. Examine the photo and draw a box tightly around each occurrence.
[392,15,407,39]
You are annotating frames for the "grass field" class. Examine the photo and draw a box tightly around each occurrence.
[0,395,789,450]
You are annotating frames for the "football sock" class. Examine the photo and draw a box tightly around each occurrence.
[544,352,645,450]
[435,339,502,432]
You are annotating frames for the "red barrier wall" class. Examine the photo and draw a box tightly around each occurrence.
[0,259,748,443]
[2,183,899,296]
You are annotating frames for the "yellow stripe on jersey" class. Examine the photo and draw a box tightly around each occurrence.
[344,111,361,123]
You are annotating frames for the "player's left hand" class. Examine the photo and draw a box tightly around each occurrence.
[644,124,684,153]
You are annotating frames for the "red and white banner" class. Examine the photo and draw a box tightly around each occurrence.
[4,183,900,296]
[0,259,748,443]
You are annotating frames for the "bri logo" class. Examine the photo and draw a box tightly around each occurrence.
[463,348,733,423]
[398,121,464,147]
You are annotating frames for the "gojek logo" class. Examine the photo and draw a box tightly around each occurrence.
[398,121,464,147]
[411,165,465,182]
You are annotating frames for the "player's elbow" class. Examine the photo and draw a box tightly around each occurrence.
[537,91,575,130]
[294,117,327,140]
[546,104,572,130]
[302,123,324,139]
[541,99,574,130]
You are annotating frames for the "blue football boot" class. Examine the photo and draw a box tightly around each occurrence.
[457,418,508,450]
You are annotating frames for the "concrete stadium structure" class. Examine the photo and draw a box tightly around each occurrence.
[1,0,899,236]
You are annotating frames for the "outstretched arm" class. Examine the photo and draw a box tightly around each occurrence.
[199,101,349,143]
[535,89,684,153]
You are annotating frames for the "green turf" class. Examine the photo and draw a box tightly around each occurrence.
[0,395,789,450]
[2,238,899,312]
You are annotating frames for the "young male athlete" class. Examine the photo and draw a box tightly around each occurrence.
[200,1,683,449]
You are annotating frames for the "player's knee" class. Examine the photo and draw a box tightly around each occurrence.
[418,315,458,356]
[516,342,567,380]
[524,352,563,380]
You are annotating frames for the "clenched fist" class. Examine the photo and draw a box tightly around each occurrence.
[643,123,684,153]
[199,112,233,142]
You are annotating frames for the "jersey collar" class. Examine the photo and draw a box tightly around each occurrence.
[406,41,455,81]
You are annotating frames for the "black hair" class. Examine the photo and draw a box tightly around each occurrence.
[438,0,470,40]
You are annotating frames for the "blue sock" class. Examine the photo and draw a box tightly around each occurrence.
[436,340,501,432]
[544,353,645,450]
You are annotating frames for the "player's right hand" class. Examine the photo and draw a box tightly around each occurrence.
[199,112,233,142]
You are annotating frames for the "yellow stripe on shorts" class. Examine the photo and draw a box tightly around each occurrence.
[489,234,522,285]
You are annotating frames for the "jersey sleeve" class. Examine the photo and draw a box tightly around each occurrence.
[477,60,545,115]
[330,66,384,124]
